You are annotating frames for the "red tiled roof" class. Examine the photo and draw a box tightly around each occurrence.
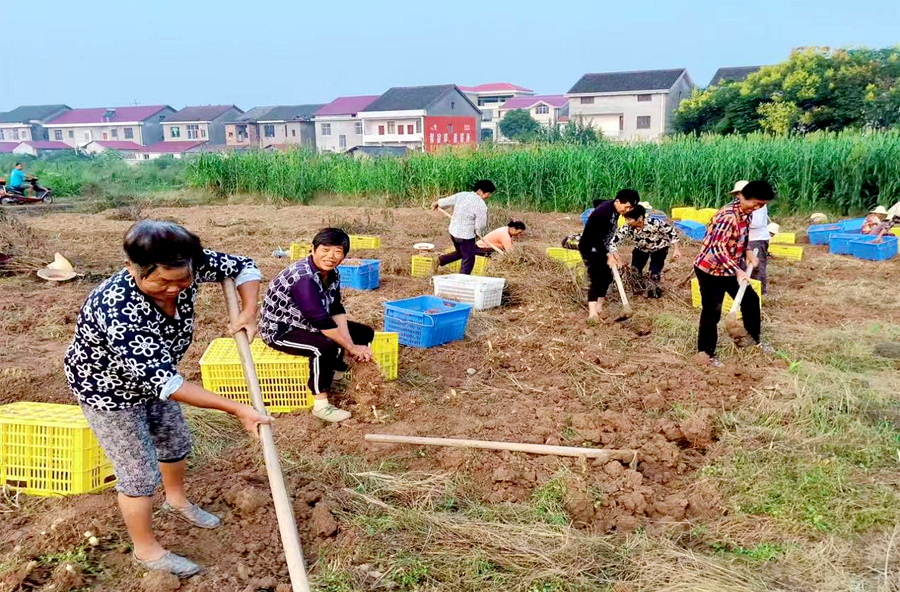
[22,141,71,150]
[91,141,143,151]
[0,142,18,153]
[459,82,534,93]
[140,141,206,153]
[501,95,568,110]
[48,105,171,125]
[315,95,380,116]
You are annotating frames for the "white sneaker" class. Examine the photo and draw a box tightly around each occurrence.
[313,404,351,423]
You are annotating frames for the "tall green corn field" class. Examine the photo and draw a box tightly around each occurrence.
[187,131,900,214]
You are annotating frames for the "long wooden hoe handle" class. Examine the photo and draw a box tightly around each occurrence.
[610,264,632,315]
[221,279,311,592]
[727,248,759,316]
[437,207,504,254]
[365,434,636,463]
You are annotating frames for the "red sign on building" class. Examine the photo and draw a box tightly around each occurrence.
[423,116,477,153]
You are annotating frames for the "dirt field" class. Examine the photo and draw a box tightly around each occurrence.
[2,202,900,592]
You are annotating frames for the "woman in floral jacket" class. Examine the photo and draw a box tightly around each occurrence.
[64,220,270,577]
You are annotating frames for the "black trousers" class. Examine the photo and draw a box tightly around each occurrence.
[631,247,668,281]
[269,321,374,394]
[695,267,761,356]
[439,235,478,274]
[585,252,613,302]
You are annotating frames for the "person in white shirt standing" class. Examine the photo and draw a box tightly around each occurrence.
[732,180,771,295]
[430,180,496,274]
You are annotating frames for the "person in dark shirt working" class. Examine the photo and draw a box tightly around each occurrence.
[259,228,375,423]
[578,189,639,322]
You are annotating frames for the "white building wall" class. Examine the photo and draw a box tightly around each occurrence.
[315,117,364,153]
[361,116,423,148]
[46,125,144,147]
[567,92,670,140]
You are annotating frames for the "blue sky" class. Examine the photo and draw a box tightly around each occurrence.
[2,0,897,111]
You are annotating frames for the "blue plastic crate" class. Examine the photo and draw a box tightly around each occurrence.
[581,208,594,225]
[383,296,472,348]
[829,233,875,255]
[850,236,898,261]
[807,223,842,245]
[840,217,866,233]
[338,259,380,290]
[674,220,707,241]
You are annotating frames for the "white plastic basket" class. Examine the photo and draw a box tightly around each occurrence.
[432,274,506,311]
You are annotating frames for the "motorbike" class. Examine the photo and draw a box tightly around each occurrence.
[1,177,54,205]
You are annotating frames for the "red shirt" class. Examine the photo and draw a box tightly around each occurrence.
[693,200,750,276]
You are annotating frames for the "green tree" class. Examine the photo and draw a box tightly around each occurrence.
[674,46,900,135]
[499,109,541,140]
[536,119,602,144]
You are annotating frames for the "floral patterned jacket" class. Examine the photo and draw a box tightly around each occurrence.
[64,250,260,411]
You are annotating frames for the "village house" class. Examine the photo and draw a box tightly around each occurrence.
[225,105,323,149]
[566,69,694,140]
[708,66,763,87]
[0,105,71,143]
[314,95,380,153]
[496,95,569,140]
[359,84,481,152]
[44,105,175,148]
[460,83,534,142]
[12,141,73,157]
[162,105,243,145]
[82,140,144,160]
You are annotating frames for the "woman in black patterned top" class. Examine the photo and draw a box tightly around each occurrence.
[64,220,271,577]
[609,205,682,298]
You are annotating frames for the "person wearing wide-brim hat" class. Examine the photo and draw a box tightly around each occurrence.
[863,205,899,242]
[863,205,889,234]
[64,220,272,577]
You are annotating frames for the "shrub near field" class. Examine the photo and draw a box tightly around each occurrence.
[187,131,900,214]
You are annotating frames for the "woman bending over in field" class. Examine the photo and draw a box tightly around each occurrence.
[64,220,271,577]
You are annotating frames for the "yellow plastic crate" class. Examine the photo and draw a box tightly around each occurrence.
[691,277,762,319]
[199,338,313,412]
[891,227,900,238]
[289,242,310,261]
[771,232,796,244]
[694,208,719,225]
[617,216,626,228]
[671,207,697,220]
[444,249,488,276]
[372,332,399,381]
[349,235,381,250]
[411,255,434,278]
[769,244,804,261]
[546,247,583,268]
[0,403,116,497]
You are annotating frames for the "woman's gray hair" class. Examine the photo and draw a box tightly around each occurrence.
[124,220,204,278]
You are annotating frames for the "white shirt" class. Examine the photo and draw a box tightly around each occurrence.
[437,191,487,240]
[748,206,770,242]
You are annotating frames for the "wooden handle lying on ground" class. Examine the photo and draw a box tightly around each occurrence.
[727,248,759,315]
[437,207,504,254]
[222,279,311,592]
[610,264,633,316]
[365,433,636,463]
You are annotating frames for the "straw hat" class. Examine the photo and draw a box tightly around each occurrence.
[37,253,77,282]
[767,222,781,235]
[810,213,828,224]
[728,180,749,195]
[870,205,888,216]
